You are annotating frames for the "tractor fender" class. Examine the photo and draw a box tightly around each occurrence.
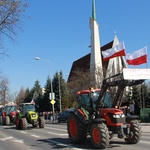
[68,108,87,125]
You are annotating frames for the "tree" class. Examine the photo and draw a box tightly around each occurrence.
[53,71,70,111]
[23,87,32,103]
[0,76,9,105]
[16,86,25,105]
[32,80,42,99]
[30,80,43,111]
[67,69,95,107]
[0,0,28,55]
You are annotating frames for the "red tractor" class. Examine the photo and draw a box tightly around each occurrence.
[67,73,144,149]
[0,105,17,125]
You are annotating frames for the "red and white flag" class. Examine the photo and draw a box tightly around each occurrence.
[126,46,147,65]
[102,41,126,61]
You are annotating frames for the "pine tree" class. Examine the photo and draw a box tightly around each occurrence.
[132,85,141,115]
[43,76,53,111]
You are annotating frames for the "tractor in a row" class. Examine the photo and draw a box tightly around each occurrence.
[67,73,144,149]
[0,105,17,125]
[15,103,45,130]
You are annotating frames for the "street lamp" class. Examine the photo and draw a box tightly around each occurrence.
[59,75,62,113]
[35,57,55,119]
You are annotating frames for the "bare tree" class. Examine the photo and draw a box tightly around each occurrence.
[0,0,28,56]
[15,86,25,105]
[0,76,9,105]
[67,69,95,106]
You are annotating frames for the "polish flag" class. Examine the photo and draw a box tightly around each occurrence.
[102,41,126,61]
[126,47,147,65]
[31,99,35,104]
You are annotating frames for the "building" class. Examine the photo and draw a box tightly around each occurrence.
[68,0,127,85]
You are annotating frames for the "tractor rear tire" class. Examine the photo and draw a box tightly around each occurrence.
[20,118,28,130]
[67,113,87,144]
[5,116,10,125]
[125,120,141,144]
[90,123,109,149]
[38,117,45,128]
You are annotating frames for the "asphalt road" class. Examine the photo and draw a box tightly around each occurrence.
[0,122,149,150]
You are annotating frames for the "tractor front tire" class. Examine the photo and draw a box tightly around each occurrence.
[38,117,45,128]
[20,118,28,130]
[32,121,38,128]
[5,116,10,125]
[15,118,21,129]
[90,123,109,149]
[125,120,141,144]
[1,117,5,125]
[0,116,2,124]
[67,113,87,144]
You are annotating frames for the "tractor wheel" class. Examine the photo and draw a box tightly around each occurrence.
[15,118,21,129]
[5,116,10,125]
[32,121,38,128]
[1,117,5,125]
[0,116,2,124]
[38,117,45,128]
[67,113,87,144]
[125,120,141,144]
[20,118,28,130]
[90,123,109,149]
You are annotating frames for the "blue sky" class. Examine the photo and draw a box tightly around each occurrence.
[1,0,150,94]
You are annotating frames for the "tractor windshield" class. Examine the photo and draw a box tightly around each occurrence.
[24,104,35,113]
[91,91,112,108]
[77,91,112,109]
[6,106,16,114]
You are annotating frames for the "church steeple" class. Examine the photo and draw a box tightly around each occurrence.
[90,0,103,87]
[92,0,96,20]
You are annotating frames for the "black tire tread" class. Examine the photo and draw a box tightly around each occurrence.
[125,120,141,144]
[90,123,109,149]
[67,113,87,144]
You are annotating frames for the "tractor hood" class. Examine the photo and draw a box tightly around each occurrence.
[10,111,17,117]
[26,111,38,120]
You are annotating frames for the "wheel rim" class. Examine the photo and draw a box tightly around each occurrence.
[92,128,101,144]
[69,118,77,138]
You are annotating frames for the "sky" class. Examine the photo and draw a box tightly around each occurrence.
[1,0,150,95]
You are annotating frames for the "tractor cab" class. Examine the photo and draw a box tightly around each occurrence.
[18,103,36,116]
[5,106,16,115]
[77,88,112,110]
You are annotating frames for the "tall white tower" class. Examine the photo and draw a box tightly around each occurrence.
[90,0,103,87]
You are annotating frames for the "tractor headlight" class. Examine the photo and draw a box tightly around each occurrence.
[113,114,125,118]
[32,114,36,117]
[121,114,125,118]
[113,114,120,118]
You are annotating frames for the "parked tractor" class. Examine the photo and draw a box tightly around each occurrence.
[0,105,17,125]
[67,73,144,149]
[15,103,45,130]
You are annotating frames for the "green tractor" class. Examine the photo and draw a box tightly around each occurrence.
[15,103,45,130]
